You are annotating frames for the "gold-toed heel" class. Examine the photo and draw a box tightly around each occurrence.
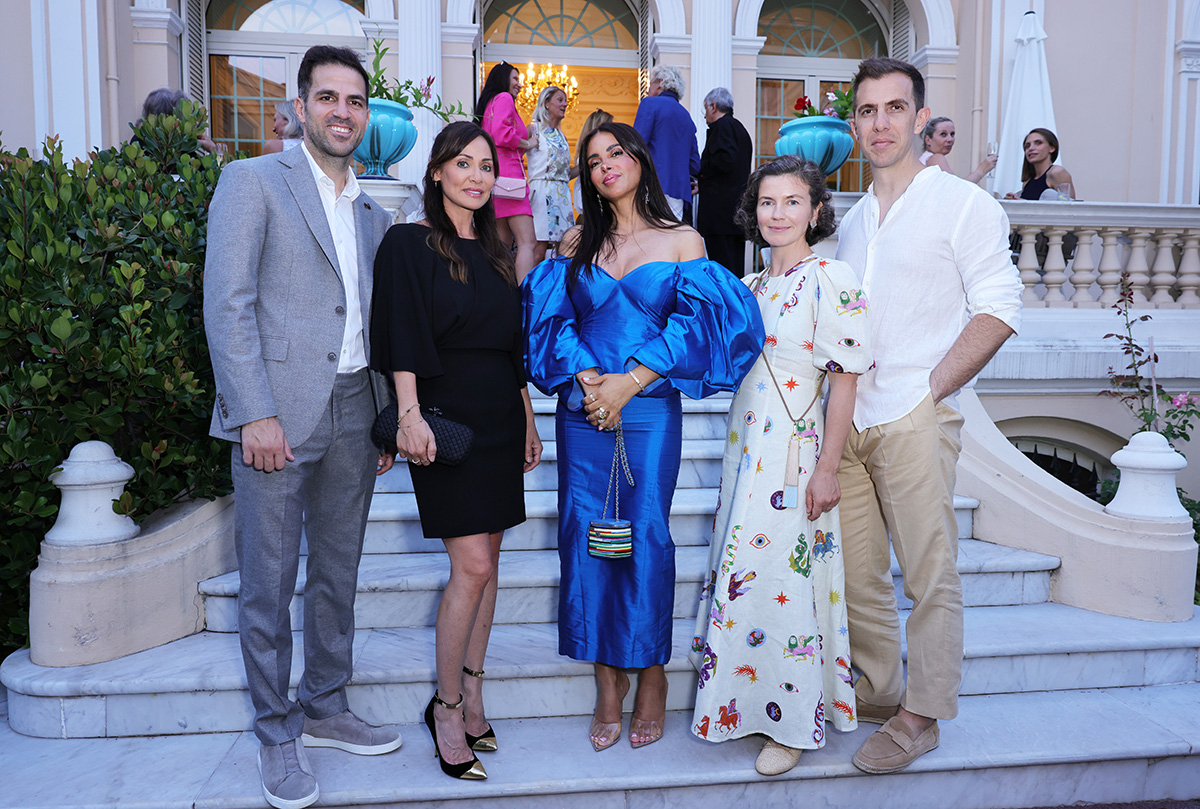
[425,691,487,780]
[461,666,498,752]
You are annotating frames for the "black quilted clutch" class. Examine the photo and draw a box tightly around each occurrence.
[371,404,474,467]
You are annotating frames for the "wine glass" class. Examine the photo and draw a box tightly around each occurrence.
[986,141,999,177]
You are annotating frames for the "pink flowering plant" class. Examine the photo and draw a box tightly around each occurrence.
[1104,272,1200,444]
[793,88,853,120]
[366,40,466,122]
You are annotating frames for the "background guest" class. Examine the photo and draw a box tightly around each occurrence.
[634,66,700,223]
[695,87,752,276]
[527,85,575,263]
[371,121,542,781]
[476,62,540,281]
[524,122,762,753]
[1006,127,1076,200]
[138,86,225,157]
[919,117,995,185]
[572,108,613,214]
[264,100,303,154]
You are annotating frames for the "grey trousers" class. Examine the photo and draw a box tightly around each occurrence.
[231,370,377,745]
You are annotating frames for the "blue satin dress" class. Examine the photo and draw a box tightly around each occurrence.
[524,257,764,668]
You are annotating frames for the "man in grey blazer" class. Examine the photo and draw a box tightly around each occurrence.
[204,45,399,809]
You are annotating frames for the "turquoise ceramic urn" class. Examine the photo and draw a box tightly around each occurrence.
[774,117,854,176]
[354,98,418,178]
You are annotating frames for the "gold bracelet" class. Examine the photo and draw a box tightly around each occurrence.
[397,403,420,429]
[628,370,645,391]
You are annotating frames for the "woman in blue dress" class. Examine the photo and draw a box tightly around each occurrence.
[524,122,763,751]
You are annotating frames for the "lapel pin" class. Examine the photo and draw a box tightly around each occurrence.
[364,202,372,210]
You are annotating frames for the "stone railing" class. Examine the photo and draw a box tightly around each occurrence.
[826,194,1200,310]
[1005,200,1200,309]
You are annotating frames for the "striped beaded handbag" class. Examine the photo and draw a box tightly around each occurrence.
[587,421,636,559]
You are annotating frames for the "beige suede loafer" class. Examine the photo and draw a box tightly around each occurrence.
[851,716,939,774]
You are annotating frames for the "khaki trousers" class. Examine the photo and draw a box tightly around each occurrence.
[837,393,965,720]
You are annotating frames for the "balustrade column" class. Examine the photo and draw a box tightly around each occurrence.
[1095,229,1125,306]
[1176,230,1200,305]
[1016,226,1044,306]
[1149,230,1181,307]
[1126,230,1153,305]
[1068,228,1098,306]
[1041,227,1070,306]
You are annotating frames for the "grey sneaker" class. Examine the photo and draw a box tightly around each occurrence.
[258,739,319,809]
[301,709,403,755]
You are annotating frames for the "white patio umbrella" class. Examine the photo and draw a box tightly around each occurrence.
[994,11,1058,197]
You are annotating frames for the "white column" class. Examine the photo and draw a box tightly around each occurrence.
[688,0,732,151]
[380,0,439,184]
[31,0,107,160]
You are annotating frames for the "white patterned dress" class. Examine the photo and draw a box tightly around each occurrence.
[689,254,871,749]
[527,126,572,242]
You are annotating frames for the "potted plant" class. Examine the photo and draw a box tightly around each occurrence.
[356,40,468,178]
[775,89,854,175]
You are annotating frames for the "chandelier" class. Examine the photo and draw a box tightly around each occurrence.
[516,63,580,116]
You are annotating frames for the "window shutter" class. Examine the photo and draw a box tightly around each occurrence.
[637,0,650,98]
[890,1,912,61]
[183,0,207,103]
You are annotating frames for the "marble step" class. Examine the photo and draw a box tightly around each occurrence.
[199,540,1059,633]
[6,684,1199,809]
[361,490,981,554]
[373,437,727,494]
[5,603,1198,739]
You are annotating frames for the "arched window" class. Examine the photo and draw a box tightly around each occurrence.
[754,0,887,192]
[484,0,637,48]
[203,0,366,156]
[758,0,884,59]
[207,0,366,35]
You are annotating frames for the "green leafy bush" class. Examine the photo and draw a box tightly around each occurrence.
[0,101,232,655]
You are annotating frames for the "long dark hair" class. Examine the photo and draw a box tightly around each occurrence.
[475,62,516,120]
[422,121,517,287]
[1021,127,1060,183]
[568,122,680,284]
[734,156,835,247]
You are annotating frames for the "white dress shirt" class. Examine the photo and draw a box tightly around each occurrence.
[836,166,1022,430]
[300,142,367,373]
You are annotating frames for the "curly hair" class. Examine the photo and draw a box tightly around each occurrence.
[734,155,836,248]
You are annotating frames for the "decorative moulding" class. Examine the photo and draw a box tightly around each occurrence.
[650,33,692,58]
[360,19,400,39]
[130,7,184,38]
[912,44,960,69]
[441,22,481,48]
[731,35,767,56]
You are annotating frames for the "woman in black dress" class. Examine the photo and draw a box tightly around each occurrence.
[371,121,542,780]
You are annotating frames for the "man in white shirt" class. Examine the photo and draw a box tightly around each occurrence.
[204,46,401,809]
[834,57,1022,774]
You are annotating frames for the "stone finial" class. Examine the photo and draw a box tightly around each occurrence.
[1104,431,1190,521]
[45,441,140,546]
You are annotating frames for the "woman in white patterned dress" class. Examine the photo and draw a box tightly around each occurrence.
[689,156,871,776]
[527,85,574,264]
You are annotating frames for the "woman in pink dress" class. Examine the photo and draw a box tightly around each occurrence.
[476,62,540,281]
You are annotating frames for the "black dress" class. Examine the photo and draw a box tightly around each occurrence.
[371,223,527,538]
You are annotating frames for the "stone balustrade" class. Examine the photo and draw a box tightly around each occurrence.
[1005,200,1200,309]
[826,193,1200,310]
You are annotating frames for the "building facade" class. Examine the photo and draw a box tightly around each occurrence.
[2,0,1199,495]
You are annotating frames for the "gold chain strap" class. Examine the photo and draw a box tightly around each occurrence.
[601,420,636,520]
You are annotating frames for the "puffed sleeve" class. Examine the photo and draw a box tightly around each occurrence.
[811,257,872,375]
[629,259,765,399]
[370,225,443,379]
[482,94,525,150]
[523,256,601,409]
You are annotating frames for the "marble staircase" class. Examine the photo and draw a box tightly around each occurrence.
[3,390,1200,808]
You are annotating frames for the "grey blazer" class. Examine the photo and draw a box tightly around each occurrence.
[203,147,393,447]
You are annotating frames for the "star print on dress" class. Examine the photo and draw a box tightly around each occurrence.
[774,592,789,606]
[784,377,798,390]
[756,381,768,392]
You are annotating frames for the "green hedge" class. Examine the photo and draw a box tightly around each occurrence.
[0,102,232,656]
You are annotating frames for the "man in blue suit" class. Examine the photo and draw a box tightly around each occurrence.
[634,64,701,223]
[204,45,401,809]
